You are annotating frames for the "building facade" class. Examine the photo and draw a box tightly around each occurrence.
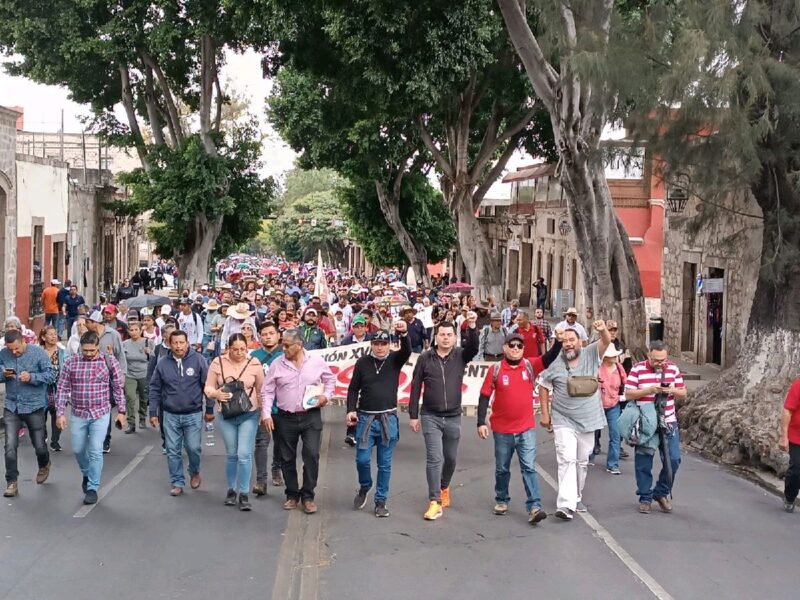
[478,144,666,317]
[660,190,762,368]
[0,107,19,323]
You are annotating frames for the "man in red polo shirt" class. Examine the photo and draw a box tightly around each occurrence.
[779,378,800,512]
[476,330,563,525]
[511,310,545,359]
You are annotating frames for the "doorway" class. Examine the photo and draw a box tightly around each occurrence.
[681,262,696,352]
[52,241,65,282]
[519,242,533,306]
[705,267,724,365]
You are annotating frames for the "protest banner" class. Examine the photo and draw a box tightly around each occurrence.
[307,343,539,409]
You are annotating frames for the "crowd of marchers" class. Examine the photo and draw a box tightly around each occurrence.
[3,257,799,519]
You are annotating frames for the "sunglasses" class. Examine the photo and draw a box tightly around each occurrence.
[507,342,524,349]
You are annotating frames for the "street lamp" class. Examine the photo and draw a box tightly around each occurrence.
[666,187,689,214]
[559,219,571,236]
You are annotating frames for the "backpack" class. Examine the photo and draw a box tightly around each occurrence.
[491,358,534,388]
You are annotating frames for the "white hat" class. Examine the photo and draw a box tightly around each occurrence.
[603,343,623,359]
[227,302,253,320]
[88,310,104,323]
[160,304,173,316]
[51,278,60,285]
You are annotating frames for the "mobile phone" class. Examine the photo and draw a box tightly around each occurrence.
[3,368,15,376]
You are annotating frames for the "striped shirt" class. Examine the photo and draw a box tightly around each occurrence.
[55,354,125,419]
[625,361,685,424]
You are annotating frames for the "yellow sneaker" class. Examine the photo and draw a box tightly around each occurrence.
[440,487,451,508]
[423,500,443,520]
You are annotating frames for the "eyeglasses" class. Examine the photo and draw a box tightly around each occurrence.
[507,342,524,349]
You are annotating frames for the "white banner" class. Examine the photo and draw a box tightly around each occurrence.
[308,342,502,408]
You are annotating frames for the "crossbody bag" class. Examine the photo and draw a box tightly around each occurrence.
[218,357,255,419]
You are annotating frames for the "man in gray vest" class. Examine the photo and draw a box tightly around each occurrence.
[478,311,507,362]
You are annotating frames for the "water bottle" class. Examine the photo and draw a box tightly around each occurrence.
[205,422,215,446]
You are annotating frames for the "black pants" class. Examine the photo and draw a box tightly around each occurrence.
[254,422,281,484]
[786,442,800,503]
[274,409,323,501]
[44,405,62,445]
[4,408,49,483]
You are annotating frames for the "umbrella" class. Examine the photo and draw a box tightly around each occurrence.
[441,282,473,294]
[389,293,407,306]
[125,294,170,310]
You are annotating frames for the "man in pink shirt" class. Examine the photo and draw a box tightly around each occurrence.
[261,329,335,514]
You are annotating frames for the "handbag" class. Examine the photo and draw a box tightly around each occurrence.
[218,357,255,420]
[565,362,599,397]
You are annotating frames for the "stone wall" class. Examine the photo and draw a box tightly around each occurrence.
[0,107,19,322]
[661,190,762,367]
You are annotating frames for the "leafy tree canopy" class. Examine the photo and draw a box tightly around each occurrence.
[340,174,456,267]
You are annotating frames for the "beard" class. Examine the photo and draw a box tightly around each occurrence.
[562,348,580,361]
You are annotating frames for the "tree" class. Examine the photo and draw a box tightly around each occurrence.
[264,0,555,298]
[340,174,456,267]
[632,0,800,475]
[266,169,349,265]
[0,0,275,287]
[497,0,650,351]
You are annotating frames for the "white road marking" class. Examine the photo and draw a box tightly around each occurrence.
[536,464,675,600]
[73,445,154,518]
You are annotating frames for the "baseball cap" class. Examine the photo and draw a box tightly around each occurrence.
[372,330,391,343]
[505,332,524,345]
[179,298,191,305]
[160,304,173,315]
[51,278,60,285]
[102,303,117,314]
[88,311,104,323]
[352,315,368,326]
[304,308,318,316]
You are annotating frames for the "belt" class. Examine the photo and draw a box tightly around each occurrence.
[277,407,307,415]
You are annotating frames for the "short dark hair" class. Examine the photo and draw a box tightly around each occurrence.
[4,330,23,345]
[649,340,667,352]
[437,321,457,333]
[170,330,188,342]
[562,328,580,340]
[258,321,278,334]
[80,331,100,346]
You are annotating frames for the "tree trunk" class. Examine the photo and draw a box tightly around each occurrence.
[559,151,647,354]
[454,200,502,302]
[374,180,432,288]
[679,161,800,476]
[176,214,224,290]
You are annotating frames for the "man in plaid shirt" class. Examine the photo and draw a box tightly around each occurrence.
[56,331,126,505]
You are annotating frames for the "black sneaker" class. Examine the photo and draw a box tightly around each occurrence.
[345,435,357,447]
[784,498,796,513]
[102,441,110,454]
[50,441,62,452]
[81,476,88,494]
[554,507,573,520]
[238,493,252,511]
[83,489,98,505]
[354,487,369,510]
[124,424,136,435]
[224,489,237,506]
[374,501,390,517]
[593,445,602,456]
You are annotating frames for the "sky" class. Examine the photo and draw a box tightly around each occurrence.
[0,50,298,180]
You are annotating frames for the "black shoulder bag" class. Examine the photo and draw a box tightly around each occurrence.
[218,358,255,420]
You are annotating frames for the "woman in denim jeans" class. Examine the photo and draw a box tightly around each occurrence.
[205,333,264,511]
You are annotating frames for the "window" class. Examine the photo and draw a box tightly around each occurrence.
[546,218,555,235]
[29,282,44,319]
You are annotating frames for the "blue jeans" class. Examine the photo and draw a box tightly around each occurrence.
[70,412,111,492]
[604,404,621,470]
[163,411,203,488]
[201,333,214,361]
[493,428,542,511]
[217,410,259,493]
[355,413,399,503]
[635,423,681,503]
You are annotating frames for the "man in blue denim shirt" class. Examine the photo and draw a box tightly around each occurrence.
[1,330,57,497]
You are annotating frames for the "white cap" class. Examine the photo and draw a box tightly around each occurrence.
[160,304,173,315]
[88,311,104,323]
[51,278,60,285]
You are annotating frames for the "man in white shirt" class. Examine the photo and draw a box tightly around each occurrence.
[554,307,588,347]
[176,299,203,352]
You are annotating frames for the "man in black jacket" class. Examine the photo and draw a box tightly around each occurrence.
[346,321,410,517]
[409,315,479,520]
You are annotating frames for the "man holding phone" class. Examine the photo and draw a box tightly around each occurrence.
[624,340,687,514]
[1,330,57,497]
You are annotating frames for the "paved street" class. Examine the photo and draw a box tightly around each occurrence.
[1,407,797,600]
